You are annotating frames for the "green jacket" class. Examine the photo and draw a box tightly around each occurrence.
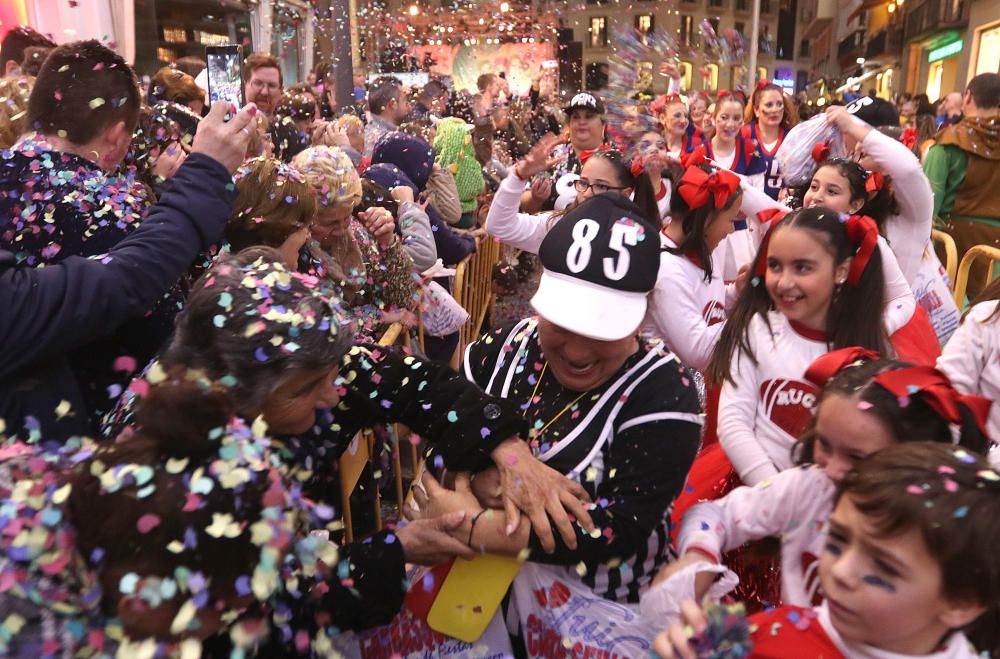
[923,116,1000,225]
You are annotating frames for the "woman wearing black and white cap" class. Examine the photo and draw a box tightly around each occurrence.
[409,193,702,604]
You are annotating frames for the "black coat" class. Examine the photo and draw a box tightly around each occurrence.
[0,154,236,442]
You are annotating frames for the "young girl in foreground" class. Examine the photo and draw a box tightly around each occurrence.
[655,348,991,609]
[655,442,1000,658]
[709,207,898,485]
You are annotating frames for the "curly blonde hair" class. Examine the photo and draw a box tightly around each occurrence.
[0,77,32,149]
[292,146,362,208]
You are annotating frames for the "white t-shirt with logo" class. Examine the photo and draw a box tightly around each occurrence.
[718,311,828,485]
[646,234,728,372]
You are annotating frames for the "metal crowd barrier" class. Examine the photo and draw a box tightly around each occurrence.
[931,229,957,288]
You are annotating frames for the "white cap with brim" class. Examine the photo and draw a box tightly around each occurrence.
[531,270,648,342]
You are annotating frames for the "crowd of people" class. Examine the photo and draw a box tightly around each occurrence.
[0,23,999,658]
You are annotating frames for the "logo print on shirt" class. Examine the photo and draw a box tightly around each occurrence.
[801,551,824,606]
[702,300,726,326]
[760,379,819,439]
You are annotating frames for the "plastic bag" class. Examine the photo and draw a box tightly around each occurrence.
[639,562,740,629]
[421,280,469,337]
[775,114,847,188]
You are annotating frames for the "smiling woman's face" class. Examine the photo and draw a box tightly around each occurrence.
[536,318,638,392]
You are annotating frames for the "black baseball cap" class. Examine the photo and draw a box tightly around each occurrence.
[564,92,606,115]
[845,95,900,127]
[532,194,660,341]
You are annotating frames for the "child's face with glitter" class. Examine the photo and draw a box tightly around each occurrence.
[819,495,979,654]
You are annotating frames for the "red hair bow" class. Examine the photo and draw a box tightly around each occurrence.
[865,171,886,193]
[872,367,993,438]
[804,347,880,388]
[579,144,614,164]
[717,90,733,101]
[682,144,709,169]
[677,166,741,209]
[753,208,788,279]
[844,214,879,286]
[811,142,831,163]
[901,126,918,151]
[630,159,644,177]
[754,79,771,94]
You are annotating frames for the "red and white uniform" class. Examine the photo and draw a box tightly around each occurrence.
[677,465,834,606]
[718,311,834,484]
[937,300,1000,447]
[749,603,980,659]
[648,235,727,371]
[861,127,960,345]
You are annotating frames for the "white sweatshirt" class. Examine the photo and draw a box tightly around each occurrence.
[678,465,834,606]
[718,311,833,483]
[483,170,550,253]
[937,300,1000,444]
[648,235,728,371]
[861,127,961,345]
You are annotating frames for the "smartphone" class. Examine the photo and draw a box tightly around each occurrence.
[205,45,245,110]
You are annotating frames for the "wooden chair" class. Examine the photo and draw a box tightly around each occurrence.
[931,229,957,288]
[953,244,1000,309]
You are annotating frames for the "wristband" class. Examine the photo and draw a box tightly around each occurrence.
[468,509,488,546]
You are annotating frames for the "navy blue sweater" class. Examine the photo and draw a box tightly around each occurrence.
[0,154,235,442]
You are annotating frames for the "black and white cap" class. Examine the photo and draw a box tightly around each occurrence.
[532,194,660,341]
[564,92,606,115]
[845,95,900,127]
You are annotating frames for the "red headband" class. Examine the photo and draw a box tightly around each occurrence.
[579,144,614,164]
[805,347,880,388]
[844,214,879,286]
[865,171,886,193]
[811,142,831,163]
[872,367,993,438]
[753,208,788,279]
[753,79,771,96]
[682,144,709,169]
[677,166,740,209]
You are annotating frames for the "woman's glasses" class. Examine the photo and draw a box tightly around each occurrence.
[573,178,628,194]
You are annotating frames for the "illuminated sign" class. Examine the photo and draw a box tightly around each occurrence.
[928,40,963,62]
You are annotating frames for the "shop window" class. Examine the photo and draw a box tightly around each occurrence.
[975,25,1000,76]
[162,26,186,43]
[636,14,654,34]
[680,15,694,45]
[586,62,609,89]
[926,60,943,101]
[679,61,694,89]
[157,47,177,62]
[590,16,608,47]
[703,63,719,91]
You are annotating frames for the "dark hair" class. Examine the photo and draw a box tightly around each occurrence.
[172,55,206,78]
[795,358,991,464]
[814,158,899,231]
[163,247,353,414]
[477,73,498,92]
[1,26,55,71]
[745,82,799,128]
[243,51,282,86]
[666,164,743,281]
[368,76,402,115]
[274,92,317,123]
[269,114,311,163]
[27,40,141,144]
[713,93,746,117]
[355,179,399,218]
[967,73,1000,111]
[121,105,184,194]
[835,442,1000,656]
[966,276,1000,323]
[67,377,267,622]
[587,149,661,228]
[19,45,51,77]
[708,207,888,384]
[421,79,448,100]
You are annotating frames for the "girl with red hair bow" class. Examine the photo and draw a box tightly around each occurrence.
[648,347,992,615]
[741,81,799,200]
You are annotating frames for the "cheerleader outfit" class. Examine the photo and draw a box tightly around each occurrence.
[677,464,834,607]
[742,121,787,200]
[748,603,980,658]
[937,300,1000,447]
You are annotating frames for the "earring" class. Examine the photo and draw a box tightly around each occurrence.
[836,278,846,285]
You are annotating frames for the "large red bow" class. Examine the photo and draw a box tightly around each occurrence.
[753,208,788,279]
[811,142,831,163]
[804,347,880,388]
[865,171,886,193]
[630,159,644,177]
[682,144,709,169]
[579,144,614,164]
[872,367,993,438]
[844,214,879,286]
[901,126,918,151]
[677,166,740,210]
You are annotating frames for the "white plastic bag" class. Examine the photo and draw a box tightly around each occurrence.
[419,260,470,337]
[775,114,847,187]
[638,562,740,629]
